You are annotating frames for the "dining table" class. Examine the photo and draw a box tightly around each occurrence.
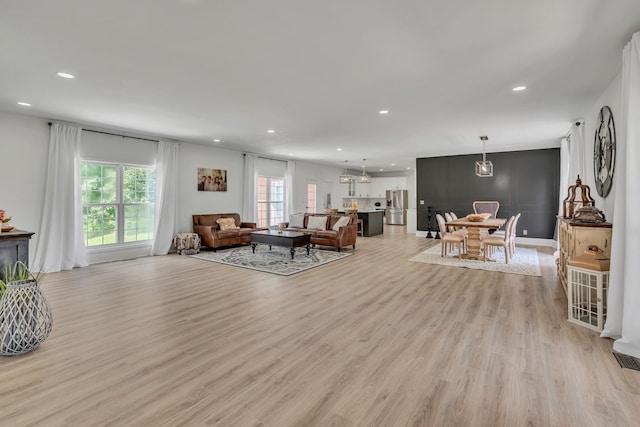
[445,216,507,260]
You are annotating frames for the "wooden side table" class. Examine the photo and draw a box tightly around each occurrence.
[0,230,35,281]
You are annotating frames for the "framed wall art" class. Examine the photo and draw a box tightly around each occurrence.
[197,168,227,192]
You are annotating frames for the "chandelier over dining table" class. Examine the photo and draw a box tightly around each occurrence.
[475,136,493,177]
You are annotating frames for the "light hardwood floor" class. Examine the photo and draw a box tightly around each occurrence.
[1,227,639,426]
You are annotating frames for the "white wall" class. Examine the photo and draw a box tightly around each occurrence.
[177,143,244,233]
[293,161,345,213]
[0,110,415,265]
[0,112,50,263]
[579,73,622,221]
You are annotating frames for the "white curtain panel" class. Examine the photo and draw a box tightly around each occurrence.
[567,122,586,184]
[555,136,571,245]
[601,32,640,358]
[285,160,296,217]
[33,123,88,272]
[242,153,258,223]
[150,141,179,256]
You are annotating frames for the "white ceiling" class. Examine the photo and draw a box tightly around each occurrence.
[2,0,640,172]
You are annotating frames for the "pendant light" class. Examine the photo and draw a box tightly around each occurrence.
[357,158,372,183]
[339,160,353,183]
[475,136,493,177]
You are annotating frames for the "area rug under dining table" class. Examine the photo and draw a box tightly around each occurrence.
[409,245,542,277]
[190,245,352,276]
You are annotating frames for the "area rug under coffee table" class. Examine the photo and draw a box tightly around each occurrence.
[191,245,352,276]
[409,245,542,277]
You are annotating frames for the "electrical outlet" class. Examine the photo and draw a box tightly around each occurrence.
[523,229,528,236]
[420,200,424,205]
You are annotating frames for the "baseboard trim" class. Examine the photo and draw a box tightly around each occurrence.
[415,231,556,248]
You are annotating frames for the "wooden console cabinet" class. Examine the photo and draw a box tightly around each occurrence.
[0,230,35,281]
[557,218,612,295]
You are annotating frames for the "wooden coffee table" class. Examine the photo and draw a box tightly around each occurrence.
[250,230,311,259]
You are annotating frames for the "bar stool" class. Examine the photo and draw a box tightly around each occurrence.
[357,219,364,236]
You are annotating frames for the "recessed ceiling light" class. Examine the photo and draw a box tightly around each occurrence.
[406,167,411,170]
[17,102,31,107]
[337,148,343,151]
[512,86,526,92]
[391,163,396,166]
[288,153,294,156]
[267,129,275,133]
[379,110,389,114]
[57,72,75,79]
[213,139,221,142]
[379,169,384,171]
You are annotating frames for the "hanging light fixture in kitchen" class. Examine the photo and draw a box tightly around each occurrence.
[475,136,493,177]
[339,160,354,183]
[357,159,372,183]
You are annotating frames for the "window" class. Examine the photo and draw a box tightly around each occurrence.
[307,183,316,213]
[257,176,285,228]
[81,162,155,247]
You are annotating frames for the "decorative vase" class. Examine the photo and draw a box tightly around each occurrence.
[0,278,53,356]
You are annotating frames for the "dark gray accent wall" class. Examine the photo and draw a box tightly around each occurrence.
[416,148,560,239]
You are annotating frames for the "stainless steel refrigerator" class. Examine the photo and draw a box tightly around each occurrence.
[385,190,408,225]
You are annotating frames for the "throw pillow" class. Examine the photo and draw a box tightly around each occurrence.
[289,213,306,228]
[332,215,351,231]
[216,217,238,230]
[307,216,327,231]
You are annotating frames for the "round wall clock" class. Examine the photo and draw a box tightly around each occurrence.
[594,106,616,197]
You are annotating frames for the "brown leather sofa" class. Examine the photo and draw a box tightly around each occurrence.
[286,213,358,252]
[192,213,258,250]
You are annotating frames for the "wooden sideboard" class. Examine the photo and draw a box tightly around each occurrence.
[557,218,612,295]
[0,230,35,281]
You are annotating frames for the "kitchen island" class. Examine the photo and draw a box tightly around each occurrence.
[339,210,384,237]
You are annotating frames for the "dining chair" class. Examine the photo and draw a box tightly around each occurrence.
[444,212,455,232]
[482,215,515,263]
[494,212,520,255]
[436,214,466,259]
[448,212,468,236]
[473,201,500,218]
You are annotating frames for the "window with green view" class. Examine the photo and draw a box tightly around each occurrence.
[81,162,155,247]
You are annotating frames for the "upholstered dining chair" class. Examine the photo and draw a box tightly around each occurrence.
[473,201,500,218]
[494,212,520,255]
[447,212,468,236]
[436,213,466,259]
[444,212,455,232]
[482,215,515,263]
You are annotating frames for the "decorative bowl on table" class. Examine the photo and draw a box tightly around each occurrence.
[466,213,492,222]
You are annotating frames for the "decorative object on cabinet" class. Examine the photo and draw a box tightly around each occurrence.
[562,175,596,218]
[556,217,612,295]
[0,210,12,233]
[567,245,610,332]
[475,136,493,177]
[0,262,53,356]
[573,206,606,224]
[594,106,616,198]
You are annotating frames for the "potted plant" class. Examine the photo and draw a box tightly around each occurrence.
[0,262,53,356]
[0,209,13,232]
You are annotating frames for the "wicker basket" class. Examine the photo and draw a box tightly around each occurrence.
[0,272,53,356]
